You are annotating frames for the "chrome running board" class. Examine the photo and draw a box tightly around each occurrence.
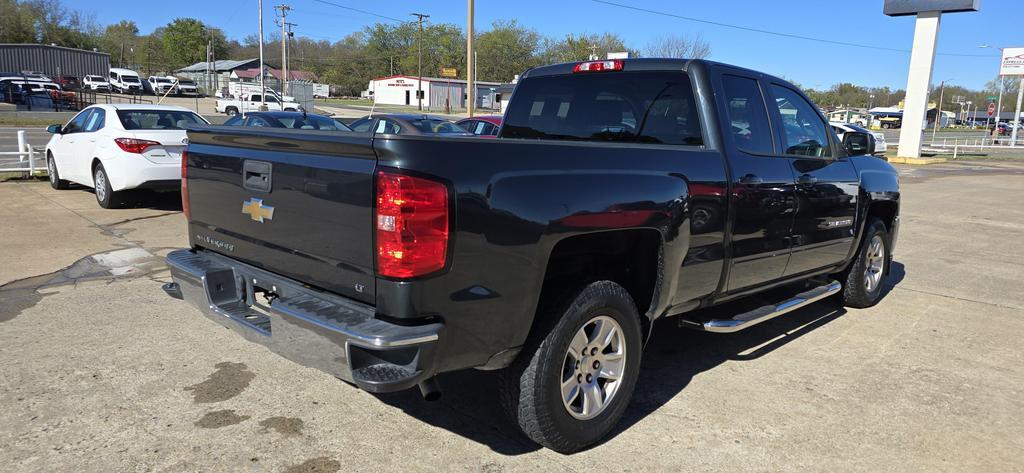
[697,280,842,333]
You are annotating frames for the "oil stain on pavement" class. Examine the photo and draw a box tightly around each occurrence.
[194,409,251,429]
[283,457,341,473]
[184,362,255,403]
[258,416,304,436]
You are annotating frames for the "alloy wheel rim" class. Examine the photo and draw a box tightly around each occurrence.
[95,170,106,201]
[864,235,885,293]
[561,315,626,420]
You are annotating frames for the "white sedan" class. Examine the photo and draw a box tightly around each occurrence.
[44,104,208,208]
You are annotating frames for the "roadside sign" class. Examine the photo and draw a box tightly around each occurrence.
[440,67,457,78]
[999,47,1024,76]
[987,95,998,101]
[987,103,996,116]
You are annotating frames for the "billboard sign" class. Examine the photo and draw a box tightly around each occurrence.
[999,48,1024,76]
[883,0,980,16]
[440,67,457,78]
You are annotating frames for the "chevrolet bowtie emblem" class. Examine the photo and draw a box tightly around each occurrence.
[241,198,275,223]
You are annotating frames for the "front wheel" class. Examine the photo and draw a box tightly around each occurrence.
[499,281,643,453]
[47,153,69,189]
[840,218,890,308]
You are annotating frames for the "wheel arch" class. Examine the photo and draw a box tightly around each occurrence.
[532,228,664,343]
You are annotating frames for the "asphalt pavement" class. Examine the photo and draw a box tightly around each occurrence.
[0,161,1022,472]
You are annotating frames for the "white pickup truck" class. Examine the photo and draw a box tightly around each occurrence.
[215,92,303,116]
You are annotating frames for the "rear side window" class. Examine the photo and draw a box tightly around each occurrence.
[721,75,774,155]
[770,84,832,158]
[502,71,703,146]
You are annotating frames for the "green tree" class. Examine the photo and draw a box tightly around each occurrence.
[99,20,138,68]
[162,18,226,70]
[475,20,541,82]
[539,32,636,64]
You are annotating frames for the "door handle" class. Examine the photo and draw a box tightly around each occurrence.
[739,174,764,185]
[797,174,818,186]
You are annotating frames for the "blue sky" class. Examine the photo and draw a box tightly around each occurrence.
[73,0,1020,91]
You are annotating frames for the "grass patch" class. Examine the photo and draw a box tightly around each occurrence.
[0,116,60,127]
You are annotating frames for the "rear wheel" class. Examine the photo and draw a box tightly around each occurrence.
[225,107,239,116]
[840,218,890,308]
[93,163,124,209]
[499,281,643,453]
[47,153,69,190]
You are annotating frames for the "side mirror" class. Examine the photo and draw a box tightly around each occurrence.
[46,124,62,134]
[842,131,874,156]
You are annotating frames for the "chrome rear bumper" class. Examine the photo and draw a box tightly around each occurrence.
[164,249,443,393]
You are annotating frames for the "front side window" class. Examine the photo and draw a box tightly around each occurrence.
[64,109,93,133]
[770,84,832,158]
[721,74,774,155]
[502,71,703,146]
[349,118,374,132]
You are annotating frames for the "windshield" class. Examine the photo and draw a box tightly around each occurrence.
[178,80,195,85]
[502,71,703,145]
[122,75,140,83]
[117,110,207,130]
[410,119,467,134]
[86,75,104,81]
[153,78,171,83]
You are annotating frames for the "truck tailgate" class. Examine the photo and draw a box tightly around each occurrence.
[184,126,377,304]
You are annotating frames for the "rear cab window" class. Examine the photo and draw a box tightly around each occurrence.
[117,110,207,130]
[502,71,703,146]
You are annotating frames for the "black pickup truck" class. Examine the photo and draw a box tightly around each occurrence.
[164,58,899,453]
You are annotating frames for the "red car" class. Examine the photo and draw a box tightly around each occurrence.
[456,115,502,137]
[55,75,81,91]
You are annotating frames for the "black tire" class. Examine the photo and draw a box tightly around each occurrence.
[93,163,124,209]
[499,280,643,453]
[47,153,69,190]
[840,218,890,308]
[225,107,239,116]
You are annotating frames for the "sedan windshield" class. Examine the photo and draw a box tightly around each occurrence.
[117,110,207,130]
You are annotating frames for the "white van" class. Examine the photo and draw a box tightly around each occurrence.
[109,68,143,94]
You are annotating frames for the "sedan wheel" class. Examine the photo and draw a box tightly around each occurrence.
[93,164,124,209]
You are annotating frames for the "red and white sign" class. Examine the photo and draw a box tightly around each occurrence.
[999,47,1024,76]
[987,103,996,116]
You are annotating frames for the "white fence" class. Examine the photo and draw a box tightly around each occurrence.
[0,130,41,173]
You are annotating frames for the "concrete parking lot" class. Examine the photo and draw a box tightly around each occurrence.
[1,161,1023,472]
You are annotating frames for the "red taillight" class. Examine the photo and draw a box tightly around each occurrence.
[375,171,449,279]
[114,138,160,154]
[180,150,190,221]
[572,60,624,73]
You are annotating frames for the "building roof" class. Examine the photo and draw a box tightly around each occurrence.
[372,74,502,86]
[233,67,319,81]
[0,43,110,57]
[176,58,261,73]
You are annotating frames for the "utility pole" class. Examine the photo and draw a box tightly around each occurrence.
[411,13,429,111]
[931,79,950,144]
[274,4,292,96]
[466,0,475,117]
[258,0,267,110]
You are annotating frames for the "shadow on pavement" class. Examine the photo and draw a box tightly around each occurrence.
[374,270,906,455]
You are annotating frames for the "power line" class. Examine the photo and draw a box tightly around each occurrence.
[590,0,997,58]
[310,0,406,24]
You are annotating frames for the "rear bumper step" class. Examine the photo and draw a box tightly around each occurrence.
[164,249,443,393]
[689,280,842,333]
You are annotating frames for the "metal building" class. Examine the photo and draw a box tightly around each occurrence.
[0,44,110,78]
